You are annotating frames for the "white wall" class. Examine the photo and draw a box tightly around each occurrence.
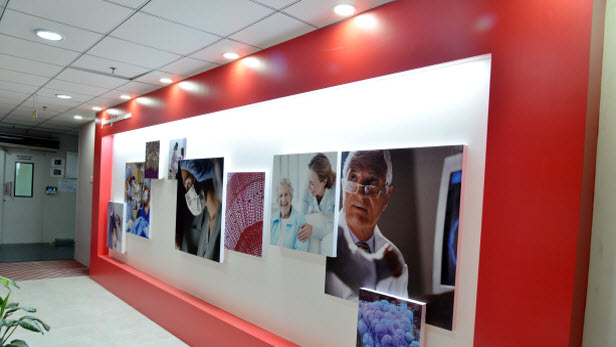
[74,121,95,266]
[107,56,490,347]
[583,1,616,346]
[1,134,78,244]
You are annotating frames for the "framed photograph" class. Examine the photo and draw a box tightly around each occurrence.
[225,172,265,257]
[175,157,224,263]
[270,152,339,256]
[167,138,186,179]
[325,145,464,330]
[357,288,426,347]
[107,201,126,254]
[124,162,152,239]
[145,140,160,179]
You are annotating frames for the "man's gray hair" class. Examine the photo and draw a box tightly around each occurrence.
[343,150,393,185]
[277,177,294,199]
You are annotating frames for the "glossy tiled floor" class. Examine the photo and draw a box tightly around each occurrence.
[6,276,188,347]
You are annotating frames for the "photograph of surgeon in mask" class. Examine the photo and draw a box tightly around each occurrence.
[175,157,224,263]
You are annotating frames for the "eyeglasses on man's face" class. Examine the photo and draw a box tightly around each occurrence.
[342,180,388,199]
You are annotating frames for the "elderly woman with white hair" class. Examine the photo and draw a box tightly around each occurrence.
[270,178,309,252]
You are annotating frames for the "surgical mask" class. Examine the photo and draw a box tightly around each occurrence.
[185,186,205,216]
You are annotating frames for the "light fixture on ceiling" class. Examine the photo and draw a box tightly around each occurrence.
[74,115,83,120]
[160,78,173,84]
[334,3,356,16]
[223,52,240,60]
[35,29,63,41]
[55,94,71,99]
[120,95,131,100]
[92,106,102,111]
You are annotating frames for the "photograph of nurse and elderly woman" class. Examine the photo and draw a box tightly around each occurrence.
[270,152,339,256]
[175,158,224,263]
[107,201,126,254]
[124,162,152,239]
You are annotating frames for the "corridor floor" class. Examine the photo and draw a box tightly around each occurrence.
[3,275,188,346]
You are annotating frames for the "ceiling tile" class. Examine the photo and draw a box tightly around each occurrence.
[0,34,81,66]
[0,89,31,101]
[102,89,133,100]
[38,88,94,103]
[45,79,109,97]
[250,0,300,10]
[0,92,29,105]
[111,13,220,55]
[10,105,58,119]
[284,0,394,28]
[115,81,160,95]
[0,9,104,52]
[85,96,122,109]
[8,0,135,34]
[134,70,186,86]
[103,0,150,9]
[231,13,315,48]
[87,36,182,69]
[49,112,95,123]
[55,68,129,89]
[161,57,218,76]
[0,68,49,87]
[71,54,150,80]
[0,98,22,108]
[0,53,63,78]
[0,81,39,95]
[3,115,46,126]
[190,39,260,64]
[142,0,274,36]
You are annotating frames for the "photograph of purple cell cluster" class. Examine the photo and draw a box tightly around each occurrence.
[357,288,425,347]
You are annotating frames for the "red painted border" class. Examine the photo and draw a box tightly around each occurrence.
[90,0,601,345]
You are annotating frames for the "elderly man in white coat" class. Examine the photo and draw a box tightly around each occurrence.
[325,150,408,301]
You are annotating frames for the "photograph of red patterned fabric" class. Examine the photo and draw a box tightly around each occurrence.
[225,172,266,257]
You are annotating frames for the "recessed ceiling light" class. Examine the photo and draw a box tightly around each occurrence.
[160,78,173,84]
[334,3,356,16]
[92,106,102,111]
[55,94,71,99]
[223,52,240,60]
[73,115,83,120]
[35,29,63,41]
[120,95,131,100]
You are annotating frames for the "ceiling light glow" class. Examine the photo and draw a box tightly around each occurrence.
[223,52,240,60]
[334,3,356,16]
[354,14,378,29]
[92,106,102,111]
[35,29,63,41]
[73,115,83,120]
[160,78,173,84]
[120,95,131,100]
[55,94,71,99]
[242,57,262,69]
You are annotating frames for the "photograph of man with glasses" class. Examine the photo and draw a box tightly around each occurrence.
[325,145,465,330]
[325,150,408,301]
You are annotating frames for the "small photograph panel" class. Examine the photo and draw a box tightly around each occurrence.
[225,172,265,257]
[357,288,425,347]
[124,162,152,239]
[270,152,339,256]
[175,157,224,263]
[107,201,126,254]
[145,140,160,179]
[168,138,187,179]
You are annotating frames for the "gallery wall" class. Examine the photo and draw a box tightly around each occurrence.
[105,57,489,346]
[583,0,615,345]
[90,0,603,346]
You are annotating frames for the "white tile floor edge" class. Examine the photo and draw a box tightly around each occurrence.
[4,276,188,347]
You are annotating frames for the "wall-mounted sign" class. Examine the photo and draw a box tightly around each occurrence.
[16,154,32,161]
[101,112,132,128]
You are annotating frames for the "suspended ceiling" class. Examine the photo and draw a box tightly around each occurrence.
[0,0,393,137]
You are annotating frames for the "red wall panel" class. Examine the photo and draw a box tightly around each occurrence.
[91,0,601,345]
